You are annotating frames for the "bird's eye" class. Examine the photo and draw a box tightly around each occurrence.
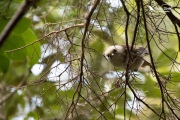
[113,49,117,53]
[107,55,110,58]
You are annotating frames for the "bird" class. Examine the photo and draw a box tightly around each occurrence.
[104,45,149,71]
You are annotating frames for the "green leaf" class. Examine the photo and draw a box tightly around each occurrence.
[0,18,9,33]
[161,72,180,82]
[13,18,31,34]
[103,112,114,119]
[90,40,105,53]
[157,49,176,69]
[0,55,10,73]
[26,112,38,120]
[1,35,27,61]
[22,28,41,67]
[89,39,105,71]
[0,1,22,18]
[92,29,112,43]
[142,75,161,98]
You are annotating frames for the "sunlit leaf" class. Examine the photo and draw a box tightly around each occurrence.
[142,75,161,98]
[13,17,31,34]
[92,29,112,43]
[1,35,27,61]
[157,49,177,69]
[22,28,41,67]
[26,112,38,120]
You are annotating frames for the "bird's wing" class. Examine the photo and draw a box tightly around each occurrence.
[134,47,149,56]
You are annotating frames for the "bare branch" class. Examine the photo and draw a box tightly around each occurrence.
[140,0,166,119]
[64,0,100,119]
[0,0,39,47]
[154,0,180,27]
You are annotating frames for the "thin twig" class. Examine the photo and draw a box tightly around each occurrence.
[120,0,131,119]
[140,0,166,119]
[6,23,85,53]
[64,0,100,119]
[154,0,180,27]
[131,1,140,49]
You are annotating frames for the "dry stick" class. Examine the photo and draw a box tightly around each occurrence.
[97,89,126,120]
[64,0,100,119]
[118,1,162,119]
[128,84,161,117]
[140,0,166,119]
[0,0,39,47]
[120,1,131,119]
[84,71,112,113]
[174,24,180,51]
[6,23,84,53]
[129,3,140,118]
[131,0,140,50]
[154,0,180,51]
[80,94,108,120]
[154,0,180,27]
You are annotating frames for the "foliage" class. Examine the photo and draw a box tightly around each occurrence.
[0,0,180,120]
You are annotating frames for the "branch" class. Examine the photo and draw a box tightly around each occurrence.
[64,0,100,119]
[120,0,131,119]
[5,23,84,53]
[127,82,162,118]
[154,0,180,51]
[131,1,140,49]
[154,0,180,27]
[140,0,166,119]
[0,0,39,47]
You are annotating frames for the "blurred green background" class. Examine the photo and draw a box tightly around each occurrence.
[0,0,180,119]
